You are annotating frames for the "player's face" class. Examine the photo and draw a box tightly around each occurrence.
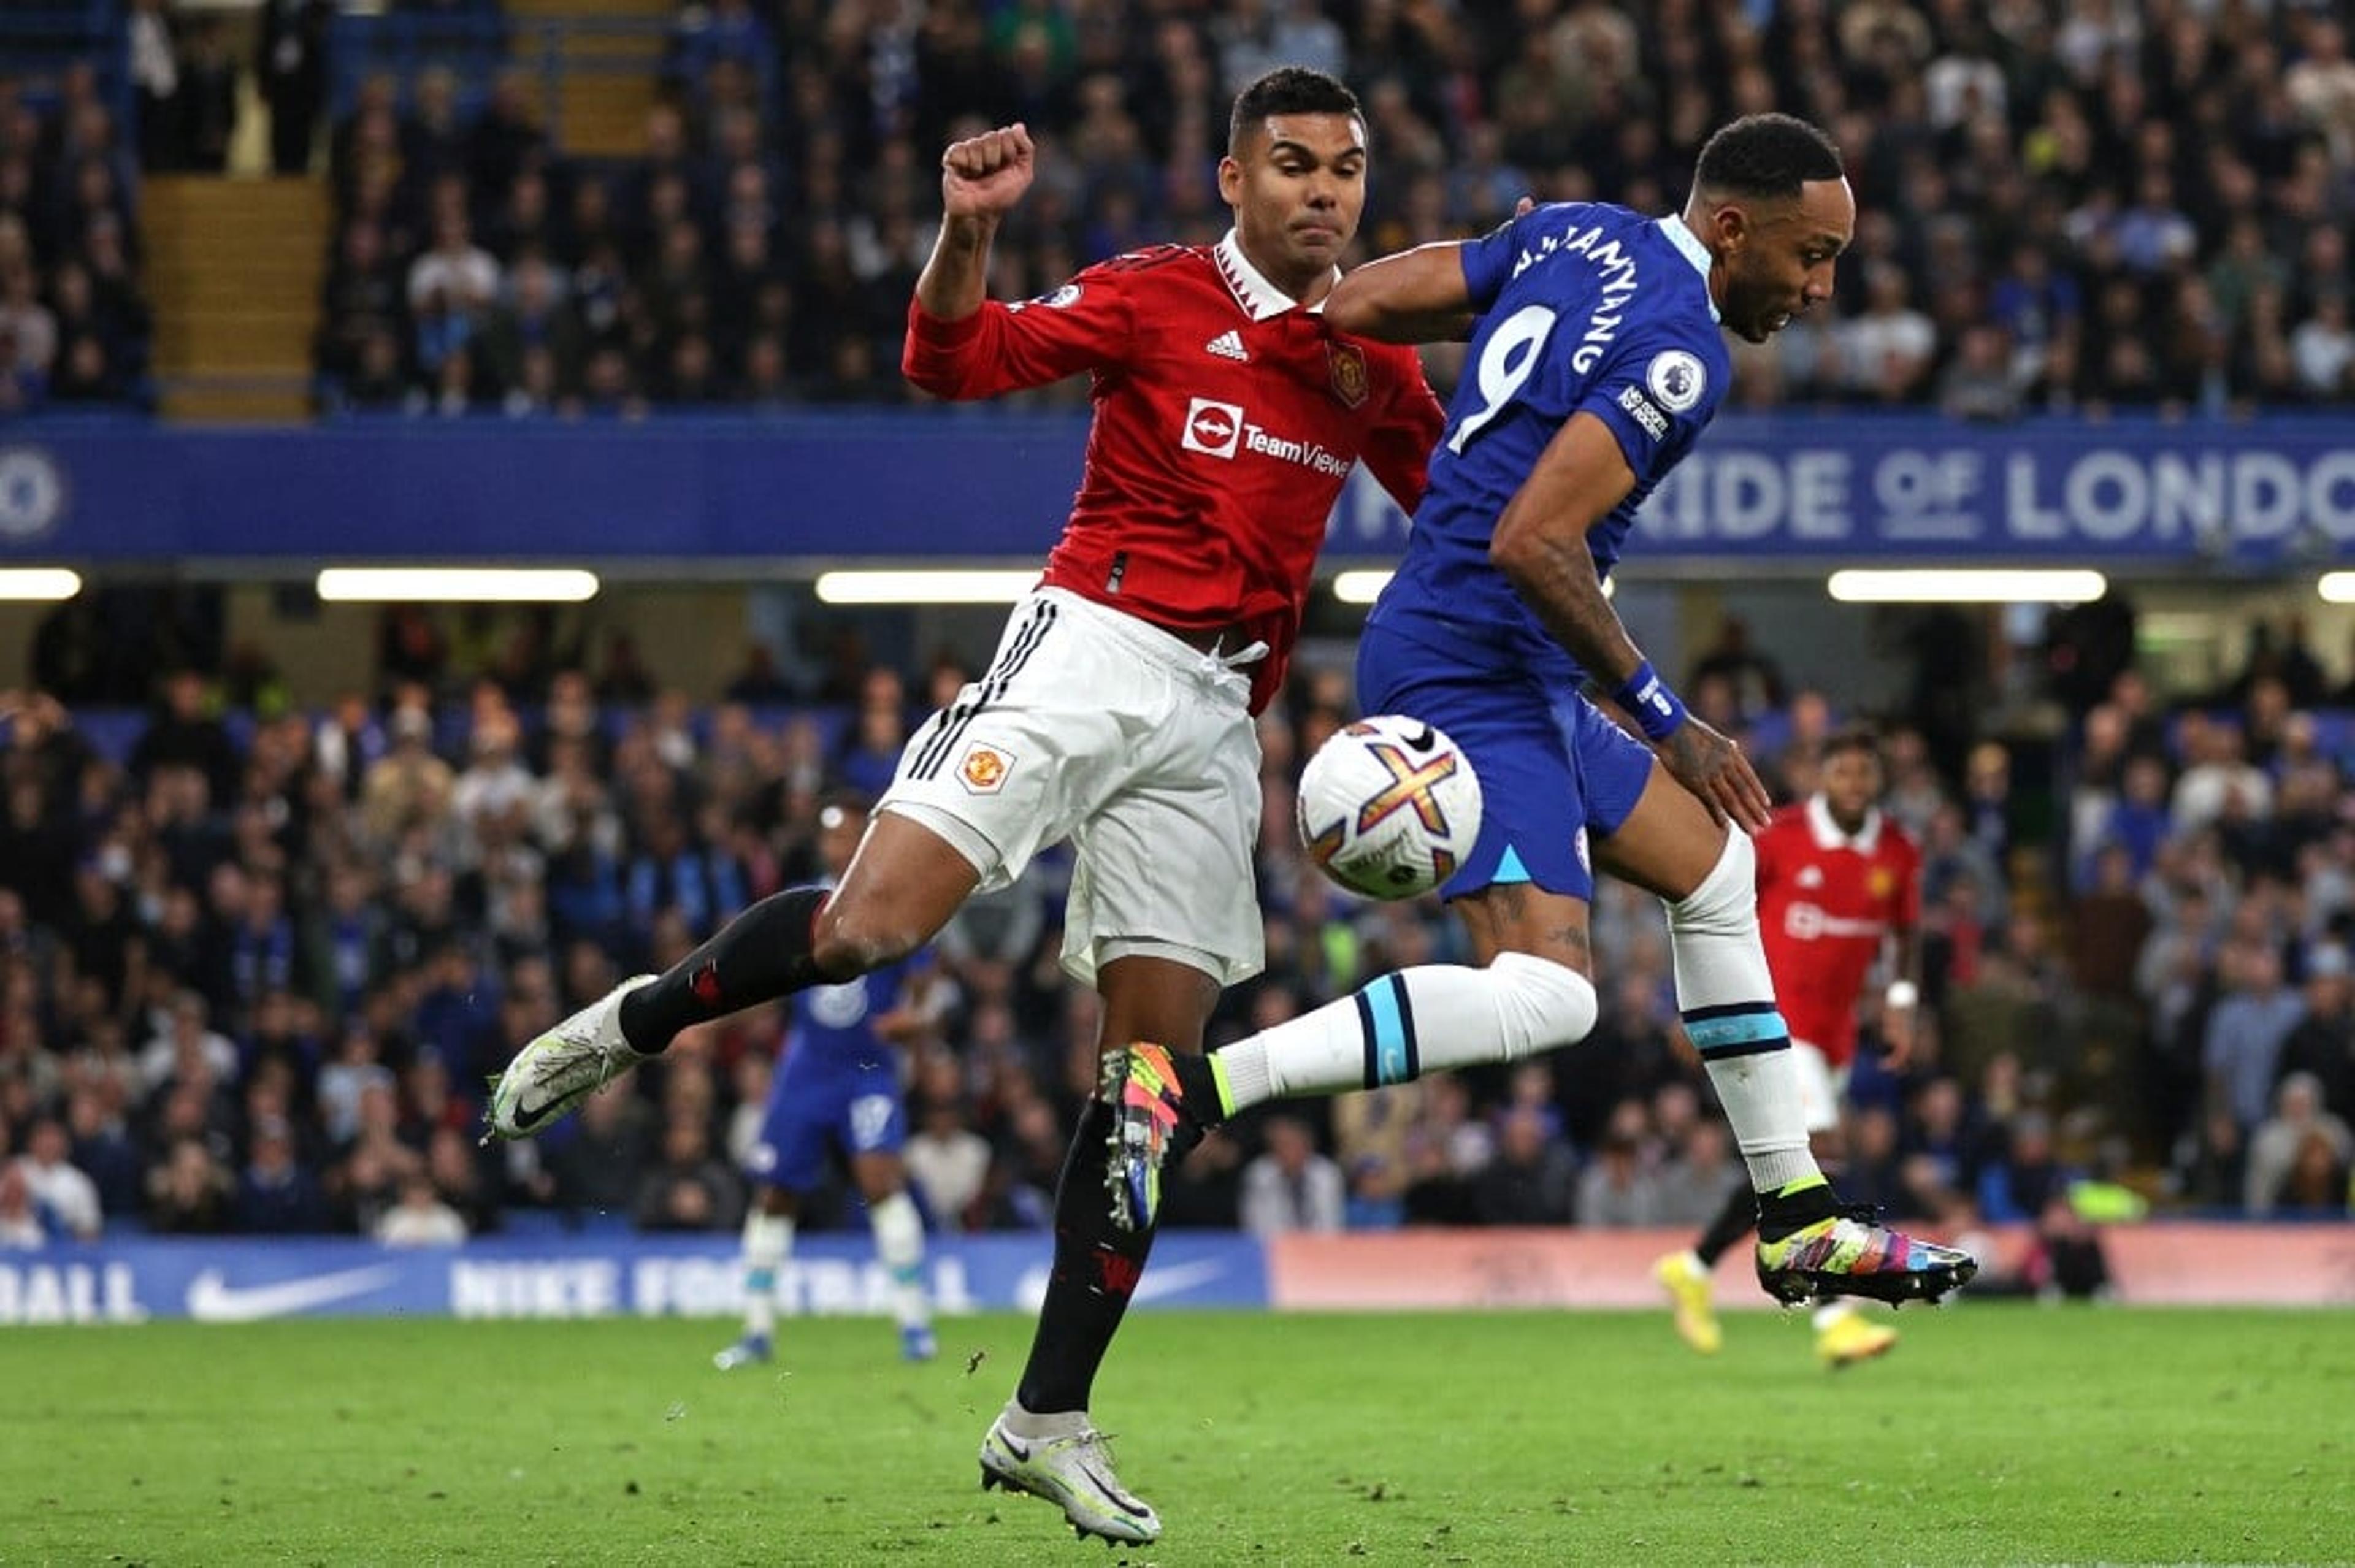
[1220,113,1369,296]
[1715,177,1855,343]
[1821,748,1883,832]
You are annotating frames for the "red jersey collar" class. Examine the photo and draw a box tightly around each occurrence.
[1806,794,1882,854]
[1214,230,1336,321]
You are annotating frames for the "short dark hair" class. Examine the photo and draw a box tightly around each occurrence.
[1694,113,1844,201]
[1228,67,1361,153]
[1821,723,1882,763]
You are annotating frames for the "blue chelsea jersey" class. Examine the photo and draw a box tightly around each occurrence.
[1370,202,1732,680]
[782,954,926,1075]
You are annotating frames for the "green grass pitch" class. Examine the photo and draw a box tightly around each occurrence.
[4,1306,2350,1566]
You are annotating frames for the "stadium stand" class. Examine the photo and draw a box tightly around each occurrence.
[280,0,2355,416]
[0,7,155,414]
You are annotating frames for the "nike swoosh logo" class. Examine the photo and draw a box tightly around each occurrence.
[1404,724,1436,751]
[1128,1258,1227,1304]
[998,1434,1031,1461]
[508,1088,565,1132]
[186,1264,402,1323]
[1074,1459,1153,1519]
[1009,1255,1229,1315]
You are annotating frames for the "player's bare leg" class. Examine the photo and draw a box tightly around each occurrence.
[486,813,977,1139]
[1601,767,1972,1307]
[984,954,1214,1545]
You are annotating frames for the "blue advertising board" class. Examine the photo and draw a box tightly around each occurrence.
[2,413,2350,567]
[0,1232,1269,1326]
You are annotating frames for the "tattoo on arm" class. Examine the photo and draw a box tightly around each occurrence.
[1506,529,1644,688]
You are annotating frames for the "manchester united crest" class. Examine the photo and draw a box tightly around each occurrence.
[1327,342,1368,408]
[959,742,1014,794]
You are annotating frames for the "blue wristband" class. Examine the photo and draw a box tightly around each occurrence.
[1612,660,1688,741]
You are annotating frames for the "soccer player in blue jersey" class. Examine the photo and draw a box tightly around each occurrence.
[1108,114,1976,1314]
[713,793,943,1369]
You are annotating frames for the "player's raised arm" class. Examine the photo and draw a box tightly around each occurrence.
[903,123,1133,400]
[1323,240,1480,344]
[1490,412,1772,831]
[914,123,1035,323]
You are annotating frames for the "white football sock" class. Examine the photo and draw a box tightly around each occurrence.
[869,1190,930,1330]
[1667,832,1821,1194]
[1212,952,1598,1114]
[1002,1402,1094,1439]
[740,1210,792,1339]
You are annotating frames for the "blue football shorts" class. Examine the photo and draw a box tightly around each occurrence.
[745,1053,908,1193]
[1355,618,1655,903]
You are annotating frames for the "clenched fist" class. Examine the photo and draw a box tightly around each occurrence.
[941,123,1036,221]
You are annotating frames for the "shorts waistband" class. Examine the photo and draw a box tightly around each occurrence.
[1147,618,1253,654]
[1032,587,1265,682]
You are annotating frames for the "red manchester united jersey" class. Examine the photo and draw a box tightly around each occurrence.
[1755,796,1921,1066]
[902,233,1445,713]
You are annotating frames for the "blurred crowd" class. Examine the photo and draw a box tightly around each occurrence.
[0,65,155,414]
[4,592,2353,1252]
[296,0,2355,415]
[17,0,2355,415]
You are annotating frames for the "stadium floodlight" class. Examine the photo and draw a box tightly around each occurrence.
[2319,573,2355,604]
[0,568,83,601]
[1825,568,2107,604]
[1331,570,1609,605]
[813,570,1038,605]
[315,568,601,602]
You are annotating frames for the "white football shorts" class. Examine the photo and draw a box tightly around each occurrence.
[1789,1038,1850,1135]
[878,586,1265,989]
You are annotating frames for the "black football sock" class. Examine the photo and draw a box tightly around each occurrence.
[1171,1050,1226,1124]
[617,886,837,1054]
[1692,1179,1760,1268]
[1016,1099,1155,1415]
[1755,1169,1842,1243]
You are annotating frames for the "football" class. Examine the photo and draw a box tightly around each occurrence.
[1295,714,1483,900]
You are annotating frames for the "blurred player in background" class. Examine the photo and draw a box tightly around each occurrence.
[713,792,944,1371]
[1105,115,1974,1353]
[1654,725,1924,1368]
[486,67,1444,1545]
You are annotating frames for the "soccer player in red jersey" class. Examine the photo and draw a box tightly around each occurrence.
[1655,724,1926,1367]
[483,67,1443,1543]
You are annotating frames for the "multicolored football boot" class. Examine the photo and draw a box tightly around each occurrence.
[1101,1042,1190,1233]
[1755,1206,1977,1307]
